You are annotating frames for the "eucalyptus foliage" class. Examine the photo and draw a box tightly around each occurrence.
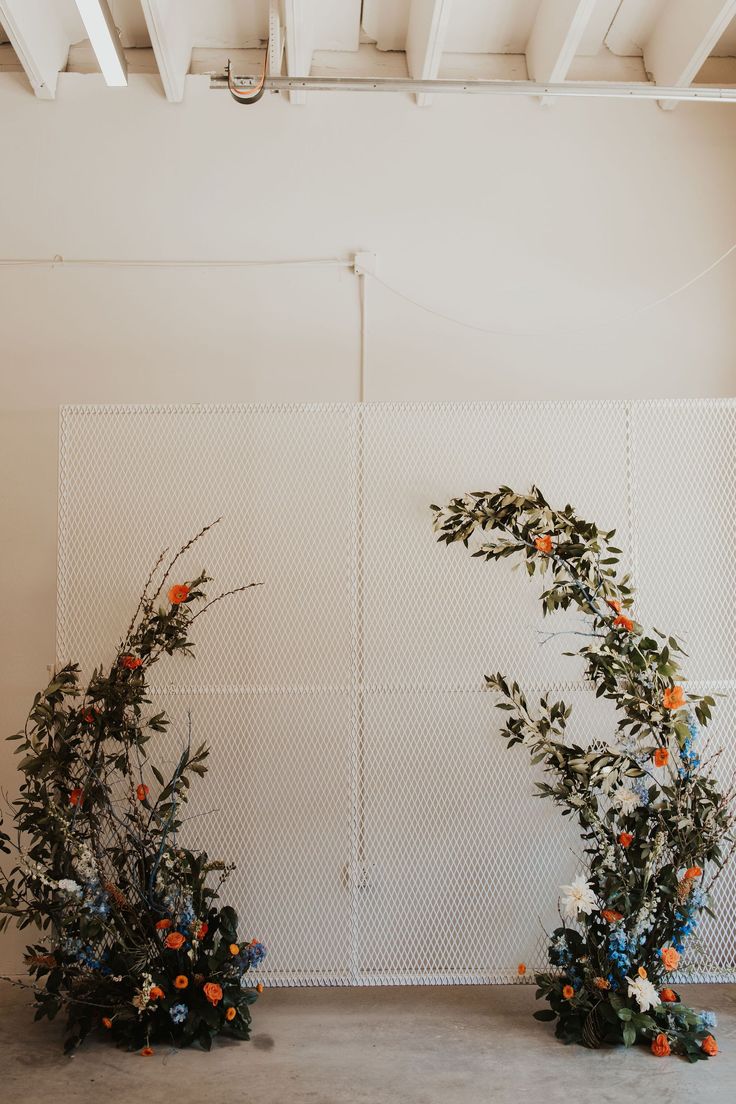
[432,486,734,1061]
[0,526,266,1053]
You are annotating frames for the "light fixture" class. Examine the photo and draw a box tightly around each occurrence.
[74,0,127,86]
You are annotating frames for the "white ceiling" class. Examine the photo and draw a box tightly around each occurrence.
[36,0,736,58]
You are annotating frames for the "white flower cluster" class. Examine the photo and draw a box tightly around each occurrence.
[132,972,155,1013]
[57,878,83,898]
[72,840,99,884]
[626,974,660,1013]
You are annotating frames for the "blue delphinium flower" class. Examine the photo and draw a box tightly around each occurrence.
[699,1010,717,1029]
[170,1003,188,1024]
[630,777,650,806]
[242,941,267,969]
[607,929,632,975]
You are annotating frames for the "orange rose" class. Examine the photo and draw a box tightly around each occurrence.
[702,1035,718,1056]
[141,1046,154,1057]
[660,946,680,972]
[165,931,186,951]
[662,685,686,711]
[120,654,143,670]
[562,984,575,1000]
[651,1033,671,1058]
[203,982,223,1006]
[168,584,190,605]
[229,943,240,956]
[174,975,189,989]
[69,787,84,807]
[136,783,149,802]
[614,614,634,632]
[155,918,172,931]
[256,982,264,994]
[618,832,634,848]
[684,866,702,880]
[593,977,610,990]
[534,535,553,554]
[606,599,622,614]
[101,1016,113,1029]
[653,747,669,768]
[225,1007,237,1022]
[659,988,678,1003]
[149,986,164,1000]
[517,963,526,976]
[601,909,624,924]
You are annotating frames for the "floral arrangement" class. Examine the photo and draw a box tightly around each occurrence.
[432,486,734,1062]
[0,525,266,1054]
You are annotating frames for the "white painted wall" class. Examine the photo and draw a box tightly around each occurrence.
[1,69,735,970]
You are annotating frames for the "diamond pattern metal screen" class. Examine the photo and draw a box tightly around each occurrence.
[57,401,736,985]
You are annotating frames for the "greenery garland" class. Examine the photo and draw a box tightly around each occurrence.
[432,486,734,1062]
[0,525,266,1054]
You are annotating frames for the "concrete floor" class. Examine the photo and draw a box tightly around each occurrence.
[2,983,735,1104]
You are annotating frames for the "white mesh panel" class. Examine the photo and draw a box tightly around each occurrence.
[57,401,736,984]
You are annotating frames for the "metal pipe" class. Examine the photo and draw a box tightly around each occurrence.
[210,74,736,103]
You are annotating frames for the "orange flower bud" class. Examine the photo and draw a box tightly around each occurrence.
[256,982,264,994]
[225,1007,236,1021]
[562,984,575,1000]
[149,986,164,1000]
[651,1033,671,1058]
[141,1046,154,1057]
[659,989,678,1003]
[601,909,624,924]
[702,1035,718,1056]
[618,832,634,848]
[120,654,143,670]
[517,963,526,976]
[229,943,240,956]
[69,787,84,807]
[653,748,669,768]
[136,783,149,802]
[101,1016,113,1029]
[174,975,189,989]
[684,866,702,880]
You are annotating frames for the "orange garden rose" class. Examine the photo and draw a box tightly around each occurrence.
[141,1046,154,1057]
[618,832,634,848]
[702,1035,718,1056]
[517,963,526,976]
[69,787,84,807]
[101,1017,112,1029]
[149,986,164,1000]
[593,977,610,990]
[534,535,553,554]
[136,783,149,801]
[203,982,223,1006]
[256,982,264,994]
[120,654,143,670]
[165,931,186,951]
[613,614,634,632]
[601,909,624,924]
[684,866,702,880]
[651,1033,671,1058]
[659,989,678,1003]
[562,985,575,1000]
[155,918,172,930]
[168,583,190,605]
[653,747,669,768]
[662,685,686,711]
[174,975,189,989]
[660,946,680,972]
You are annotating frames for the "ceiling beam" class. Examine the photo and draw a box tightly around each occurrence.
[644,0,736,110]
[139,0,192,102]
[406,0,454,107]
[526,0,598,105]
[0,0,70,98]
[73,0,127,87]
[283,0,314,105]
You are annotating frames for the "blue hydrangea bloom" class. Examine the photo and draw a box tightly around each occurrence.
[700,1010,717,1029]
[170,1003,188,1024]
